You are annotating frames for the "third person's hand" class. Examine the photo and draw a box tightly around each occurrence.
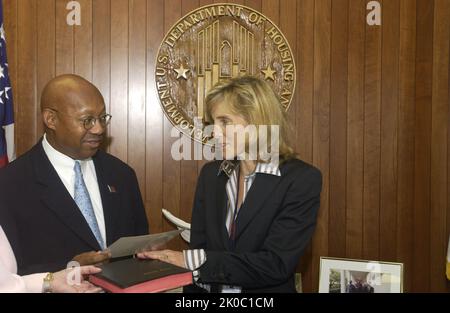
[72,250,111,266]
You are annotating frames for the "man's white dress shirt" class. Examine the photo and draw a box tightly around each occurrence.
[42,134,106,248]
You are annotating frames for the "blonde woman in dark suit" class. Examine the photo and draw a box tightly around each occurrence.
[139,76,322,293]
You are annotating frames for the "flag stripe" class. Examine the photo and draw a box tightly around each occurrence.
[4,123,14,161]
[0,154,7,167]
[0,2,15,168]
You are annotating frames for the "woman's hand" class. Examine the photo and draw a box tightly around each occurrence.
[137,250,187,269]
[50,266,103,293]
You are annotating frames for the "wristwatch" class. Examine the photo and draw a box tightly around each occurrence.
[43,272,54,293]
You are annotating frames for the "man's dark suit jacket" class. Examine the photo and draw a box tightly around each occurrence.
[0,140,149,275]
[188,159,322,293]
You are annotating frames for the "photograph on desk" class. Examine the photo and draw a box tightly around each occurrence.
[319,257,403,293]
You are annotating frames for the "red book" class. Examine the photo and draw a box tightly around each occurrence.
[89,258,192,293]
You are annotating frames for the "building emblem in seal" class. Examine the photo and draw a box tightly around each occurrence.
[155,3,296,143]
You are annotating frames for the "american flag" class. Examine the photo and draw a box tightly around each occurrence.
[0,2,15,168]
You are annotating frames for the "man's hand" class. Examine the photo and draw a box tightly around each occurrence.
[72,250,111,266]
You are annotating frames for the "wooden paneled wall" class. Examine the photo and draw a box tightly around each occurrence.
[3,0,450,292]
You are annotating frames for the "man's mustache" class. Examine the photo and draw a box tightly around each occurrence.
[83,135,103,141]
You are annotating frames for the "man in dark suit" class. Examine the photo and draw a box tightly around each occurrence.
[0,74,148,275]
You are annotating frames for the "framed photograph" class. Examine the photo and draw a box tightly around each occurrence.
[319,257,403,293]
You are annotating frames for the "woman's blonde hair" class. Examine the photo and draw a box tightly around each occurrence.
[205,76,297,163]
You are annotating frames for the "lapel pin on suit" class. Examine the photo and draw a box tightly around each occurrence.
[107,185,117,193]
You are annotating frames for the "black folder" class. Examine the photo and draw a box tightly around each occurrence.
[89,257,192,293]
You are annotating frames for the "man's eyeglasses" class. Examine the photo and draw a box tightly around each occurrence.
[48,108,112,130]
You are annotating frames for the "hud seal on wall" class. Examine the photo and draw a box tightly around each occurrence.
[155,3,296,143]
